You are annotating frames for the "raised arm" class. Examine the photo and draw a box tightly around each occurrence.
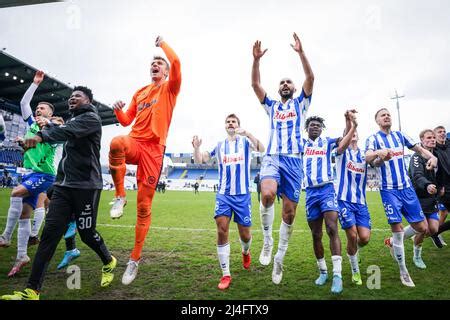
[409,154,437,194]
[235,128,265,153]
[251,40,268,103]
[411,144,438,170]
[290,33,314,96]
[192,135,211,164]
[20,71,44,121]
[112,96,137,127]
[157,36,182,95]
[365,135,393,167]
[336,110,357,155]
[23,111,101,148]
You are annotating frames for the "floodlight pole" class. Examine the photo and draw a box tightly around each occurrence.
[391,90,405,131]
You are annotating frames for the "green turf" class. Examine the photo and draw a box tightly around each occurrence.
[0,188,448,300]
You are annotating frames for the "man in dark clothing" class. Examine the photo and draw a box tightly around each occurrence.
[431,125,450,247]
[1,86,116,300]
[409,129,440,268]
[194,181,199,194]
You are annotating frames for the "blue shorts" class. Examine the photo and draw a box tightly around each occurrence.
[305,183,339,222]
[438,203,447,211]
[214,193,252,227]
[425,211,439,221]
[22,172,55,209]
[260,154,302,203]
[338,200,372,230]
[380,187,425,225]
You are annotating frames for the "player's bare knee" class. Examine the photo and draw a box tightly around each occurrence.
[414,224,427,234]
[11,186,26,197]
[312,230,323,241]
[428,225,439,236]
[359,235,370,246]
[346,229,358,242]
[325,223,338,238]
[261,193,275,207]
[217,226,229,239]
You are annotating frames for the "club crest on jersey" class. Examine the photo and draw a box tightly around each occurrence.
[273,109,297,122]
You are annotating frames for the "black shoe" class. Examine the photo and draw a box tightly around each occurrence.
[28,236,40,246]
[431,235,444,248]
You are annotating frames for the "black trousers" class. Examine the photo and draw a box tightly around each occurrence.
[27,185,112,291]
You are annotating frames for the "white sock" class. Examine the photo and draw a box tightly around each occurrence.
[31,207,45,237]
[413,245,422,259]
[348,253,359,274]
[317,258,328,274]
[403,225,418,239]
[332,255,342,277]
[260,202,274,242]
[217,243,230,276]
[274,221,293,262]
[17,219,31,258]
[239,237,252,255]
[392,231,408,273]
[2,197,23,241]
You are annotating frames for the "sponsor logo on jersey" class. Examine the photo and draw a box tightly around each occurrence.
[346,161,366,173]
[222,153,244,164]
[304,147,327,156]
[137,99,157,111]
[391,150,404,157]
[273,109,297,122]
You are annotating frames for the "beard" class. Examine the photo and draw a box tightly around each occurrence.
[280,90,294,100]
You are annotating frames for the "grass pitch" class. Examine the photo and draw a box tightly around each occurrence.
[0,189,448,300]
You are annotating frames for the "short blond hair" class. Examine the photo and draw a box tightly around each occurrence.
[419,129,434,140]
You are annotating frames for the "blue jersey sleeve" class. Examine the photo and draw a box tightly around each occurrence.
[295,88,312,114]
[365,135,377,152]
[262,95,276,115]
[400,132,417,149]
[327,137,340,150]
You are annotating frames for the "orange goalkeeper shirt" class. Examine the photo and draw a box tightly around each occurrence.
[114,42,181,146]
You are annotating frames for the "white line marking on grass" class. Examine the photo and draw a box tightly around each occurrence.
[0,216,391,232]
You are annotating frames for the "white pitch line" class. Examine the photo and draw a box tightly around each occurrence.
[0,216,391,232]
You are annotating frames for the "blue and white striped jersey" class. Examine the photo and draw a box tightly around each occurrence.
[336,147,367,205]
[210,135,252,195]
[365,130,417,190]
[262,89,311,155]
[303,136,339,188]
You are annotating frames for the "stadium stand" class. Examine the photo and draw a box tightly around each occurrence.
[0,50,117,126]
[0,50,118,188]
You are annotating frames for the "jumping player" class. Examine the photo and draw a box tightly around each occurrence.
[192,114,264,290]
[108,36,181,285]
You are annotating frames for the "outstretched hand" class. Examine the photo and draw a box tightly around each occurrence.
[426,156,438,170]
[112,100,126,110]
[290,32,304,53]
[34,70,45,85]
[345,109,358,126]
[235,128,248,137]
[35,116,50,129]
[253,40,268,60]
[192,135,202,148]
